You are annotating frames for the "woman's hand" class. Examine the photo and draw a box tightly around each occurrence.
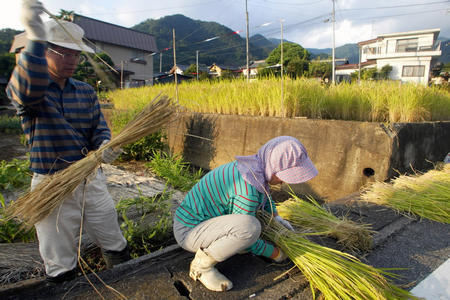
[274,215,294,231]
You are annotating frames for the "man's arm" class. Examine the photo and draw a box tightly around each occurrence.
[6,41,49,112]
[7,0,48,112]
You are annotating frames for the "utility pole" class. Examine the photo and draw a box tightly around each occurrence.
[331,0,336,84]
[245,0,250,82]
[159,52,162,73]
[120,60,124,89]
[358,45,361,84]
[173,28,178,103]
[196,50,199,81]
[280,19,284,117]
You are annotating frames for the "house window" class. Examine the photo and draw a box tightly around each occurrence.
[402,65,425,77]
[396,38,418,52]
[363,47,377,54]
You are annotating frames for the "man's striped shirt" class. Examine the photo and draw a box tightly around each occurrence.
[6,41,110,174]
[175,161,277,258]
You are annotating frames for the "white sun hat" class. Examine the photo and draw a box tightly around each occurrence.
[45,19,95,53]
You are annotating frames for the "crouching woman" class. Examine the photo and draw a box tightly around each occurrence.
[173,136,318,291]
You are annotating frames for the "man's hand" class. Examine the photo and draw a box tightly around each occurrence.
[100,140,123,164]
[275,215,294,231]
[21,0,46,41]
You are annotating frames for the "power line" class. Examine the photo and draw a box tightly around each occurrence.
[344,7,447,21]
[337,1,449,11]
[84,0,223,16]
[249,0,326,6]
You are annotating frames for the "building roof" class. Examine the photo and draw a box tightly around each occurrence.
[358,28,441,46]
[9,32,26,53]
[378,28,440,38]
[209,63,242,71]
[335,60,376,70]
[72,14,158,53]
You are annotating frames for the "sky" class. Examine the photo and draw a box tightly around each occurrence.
[1,0,449,49]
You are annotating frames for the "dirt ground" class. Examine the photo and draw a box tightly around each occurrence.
[0,134,27,162]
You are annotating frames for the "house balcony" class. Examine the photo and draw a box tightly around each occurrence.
[364,41,441,60]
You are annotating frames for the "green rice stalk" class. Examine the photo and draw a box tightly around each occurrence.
[277,195,374,251]
[361,164,450,223]
[7,94,177,228]
[258,210,416,300]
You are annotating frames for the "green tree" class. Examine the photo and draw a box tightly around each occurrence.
[308,60,332,80]
[379,64,393,80]
[286,57,309,78]
[185,64,210,80]
[73,52,118,91]
[57,9,74,21]
[265,42,310,77]
[0,28,22,54]
[0,53,15,78]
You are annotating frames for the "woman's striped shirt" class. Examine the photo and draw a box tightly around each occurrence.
[6,41,110,174]
[175,161,277,257]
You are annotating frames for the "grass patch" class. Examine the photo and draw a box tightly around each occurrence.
[0,115,21,134]
[116,191,173,258]
[146,151,203,192]
[0,159,31,192]
[0,194,36,243]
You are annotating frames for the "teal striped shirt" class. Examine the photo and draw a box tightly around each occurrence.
[175,161,277,258]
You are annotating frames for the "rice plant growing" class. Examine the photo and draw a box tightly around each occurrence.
[361,164,450,223]
[277,195,374,251]
[258,210,415,300]
[106,78,450,122]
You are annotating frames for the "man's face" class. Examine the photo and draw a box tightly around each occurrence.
[45,45,82,80]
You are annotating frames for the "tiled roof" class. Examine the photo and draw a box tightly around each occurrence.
[72,14,158,53]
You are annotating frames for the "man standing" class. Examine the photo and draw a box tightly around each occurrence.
[7,0,129,283]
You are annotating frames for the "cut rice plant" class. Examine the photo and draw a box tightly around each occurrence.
[361,164,450,224]
[258,210,416,300]
[7,94,177,228]
[277,195,374,251]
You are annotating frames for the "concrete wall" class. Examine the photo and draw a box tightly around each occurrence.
[377,57,432,85]
[165,113,450,201]
[95,42,154,85]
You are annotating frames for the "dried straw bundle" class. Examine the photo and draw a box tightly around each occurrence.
[361,164,450,224]
[258,210,415,300]
[8,94,177,228]
[277,195,374,251]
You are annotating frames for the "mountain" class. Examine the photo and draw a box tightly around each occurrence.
[438,39,449,63]
[0,28,22,54]
[307,44,359,63]
[132,14,272,72]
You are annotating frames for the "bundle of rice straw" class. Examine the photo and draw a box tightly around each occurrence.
[361,164,450,224]
[258,210,416,300]
[8,94,177,228]
[277,195,374,251]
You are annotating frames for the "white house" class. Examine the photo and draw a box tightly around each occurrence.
[336,28,442,85]
[242,60,266,78]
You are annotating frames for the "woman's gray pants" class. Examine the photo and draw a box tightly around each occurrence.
[173,214,261,262]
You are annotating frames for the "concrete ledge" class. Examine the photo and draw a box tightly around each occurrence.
[166,113,450,201]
